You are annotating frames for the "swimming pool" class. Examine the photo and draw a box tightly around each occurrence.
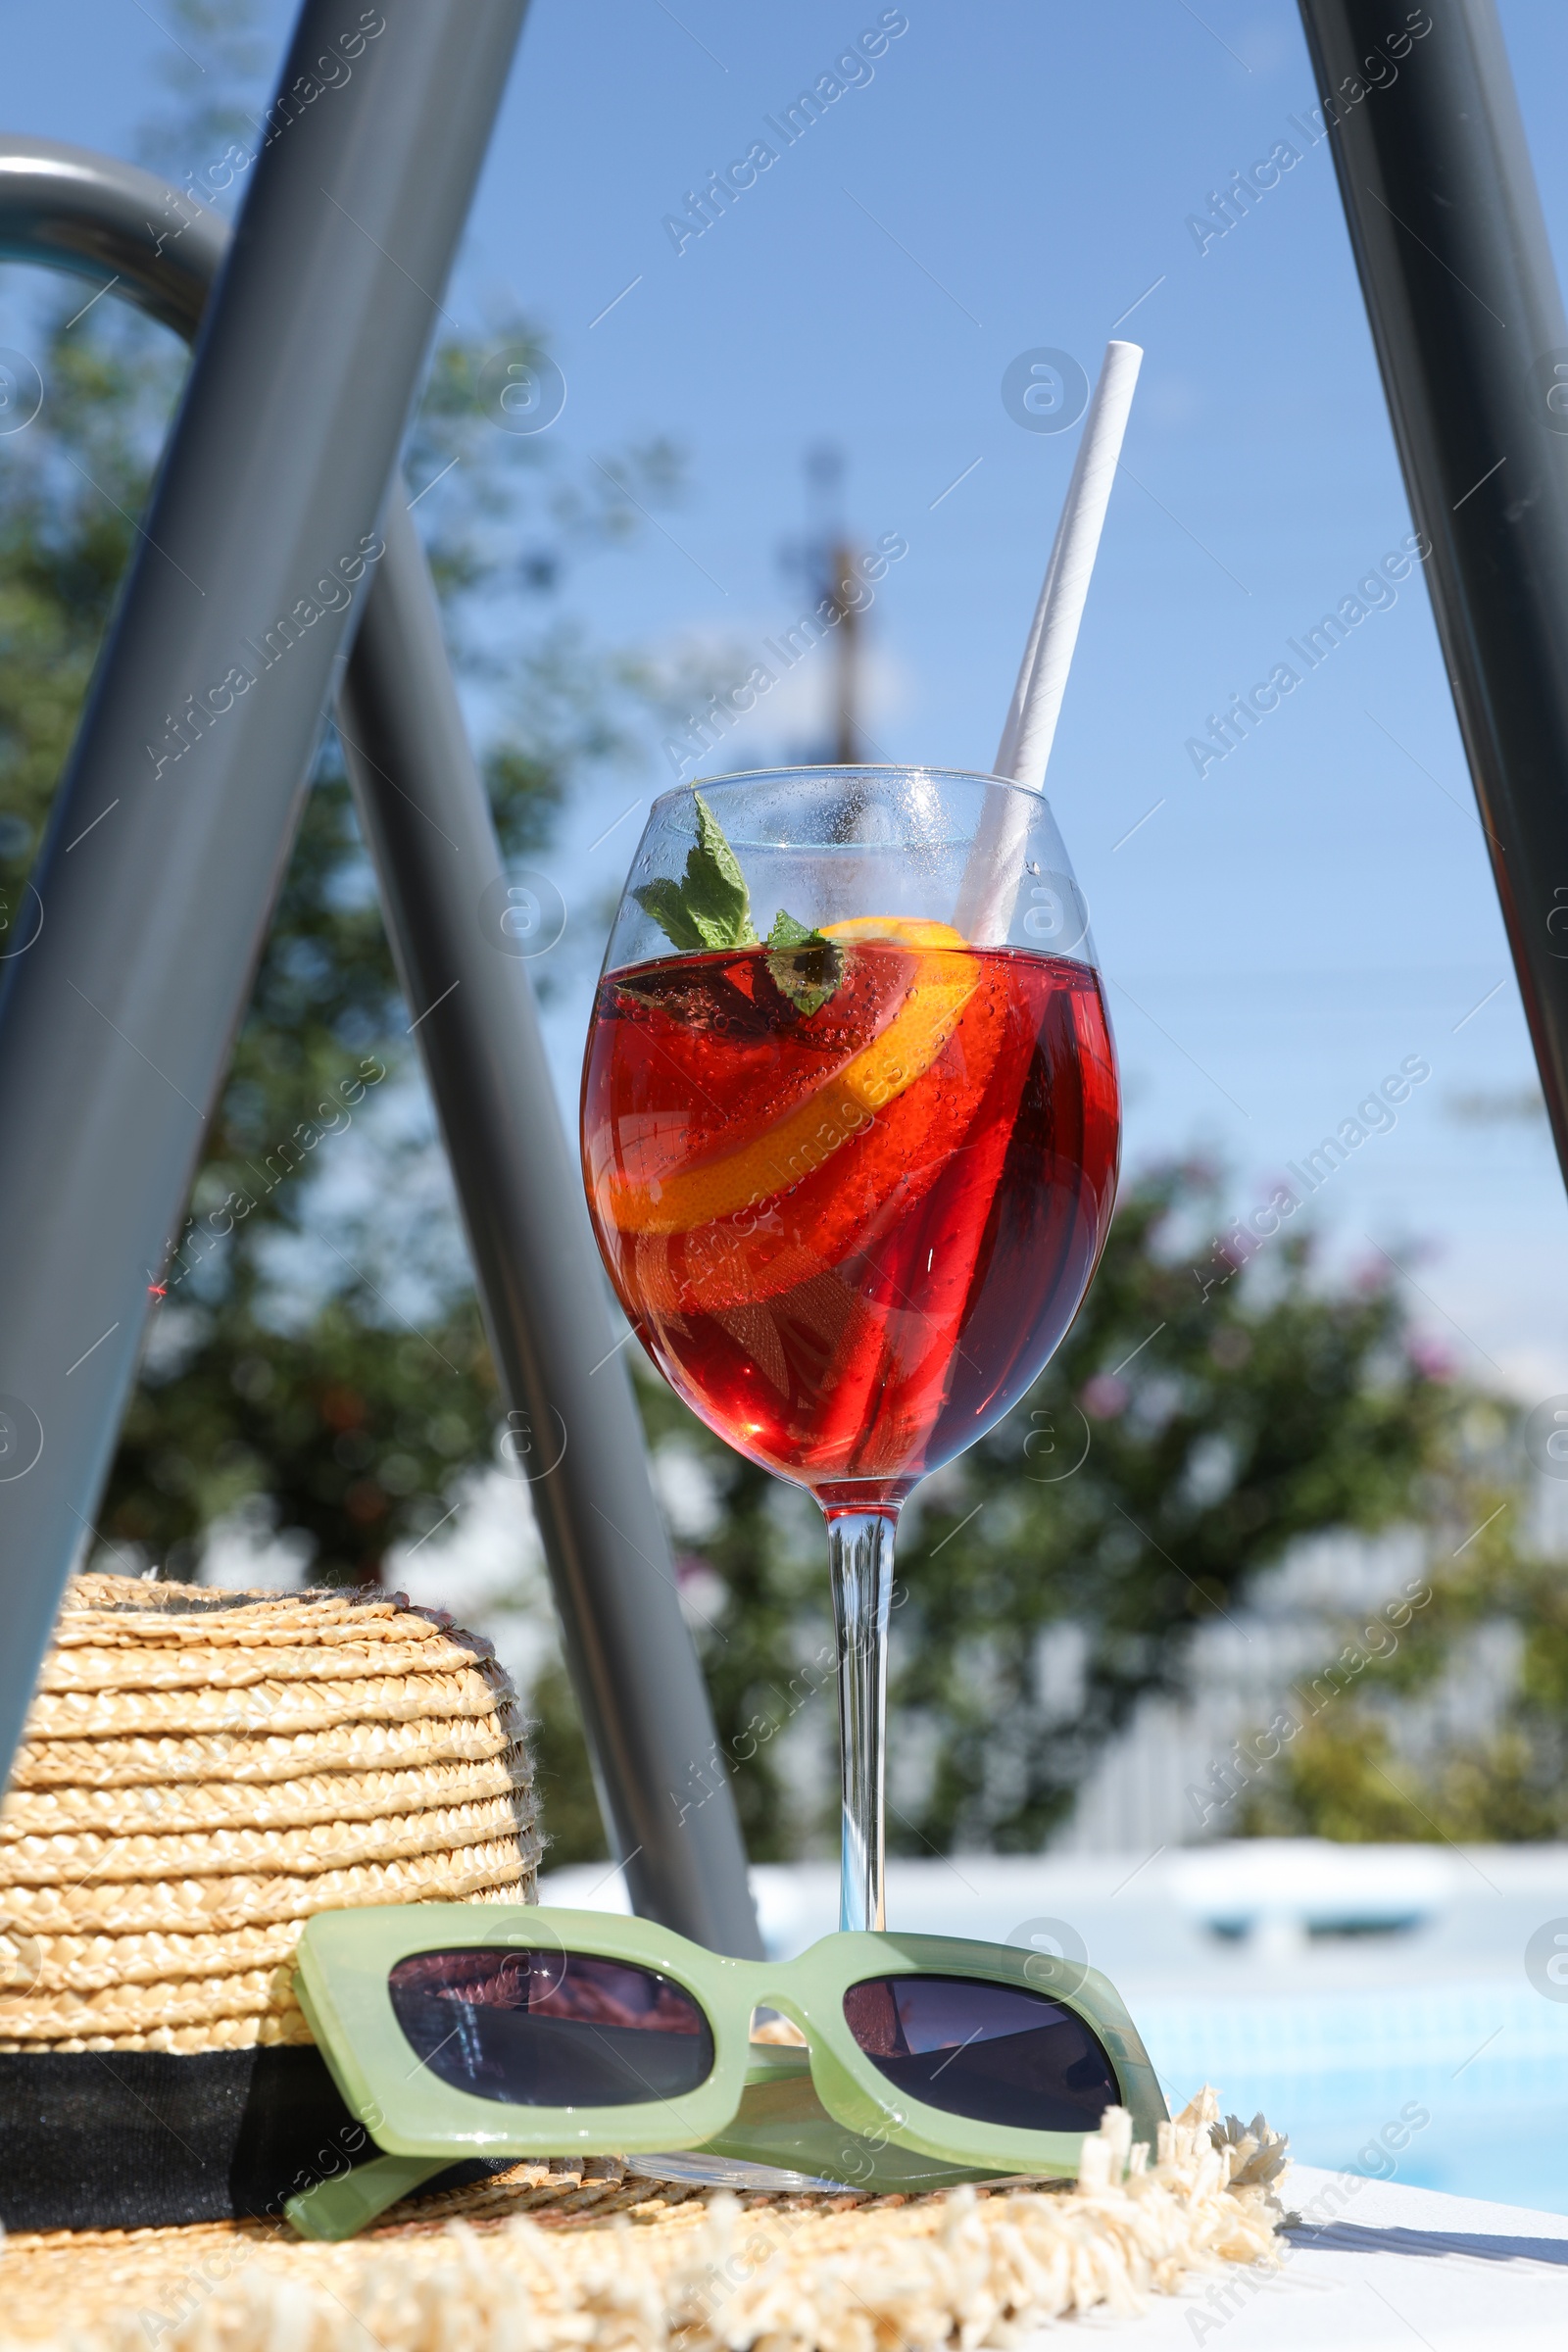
[1135,1979,1568,2212]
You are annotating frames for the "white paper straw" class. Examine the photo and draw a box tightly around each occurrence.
[956,338,1143,946]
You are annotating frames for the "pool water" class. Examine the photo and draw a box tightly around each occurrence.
[1136,1981,1568,2213]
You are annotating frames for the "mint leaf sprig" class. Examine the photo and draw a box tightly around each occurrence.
[633,792,844,1013]
[633,792,757,952]
[762,908,842,1015]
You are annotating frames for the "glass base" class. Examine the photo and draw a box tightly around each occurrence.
[632,2151,851,2193]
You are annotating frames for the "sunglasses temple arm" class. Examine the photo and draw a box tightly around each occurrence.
[285,2151,454,2241]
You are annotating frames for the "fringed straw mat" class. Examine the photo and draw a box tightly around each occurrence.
[0,1574,536,2051]
[0,2096,1291,2347]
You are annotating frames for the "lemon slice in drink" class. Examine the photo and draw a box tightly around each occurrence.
[609,918,978,1237]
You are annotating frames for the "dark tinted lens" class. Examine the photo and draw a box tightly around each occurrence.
[389,1947,714,2107]
[843,1974,1118,2132]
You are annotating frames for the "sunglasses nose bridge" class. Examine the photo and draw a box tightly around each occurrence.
[738,1972,819,2041]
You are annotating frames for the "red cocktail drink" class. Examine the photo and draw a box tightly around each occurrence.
[585,768,1119,1940]
[582,925,1118,1502]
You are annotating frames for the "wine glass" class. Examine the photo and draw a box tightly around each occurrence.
[580,766,1119,1935]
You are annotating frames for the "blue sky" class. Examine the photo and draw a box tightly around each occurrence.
[7,0,1568,1402]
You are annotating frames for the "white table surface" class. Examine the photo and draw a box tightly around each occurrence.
[1079,2165,1568,2346]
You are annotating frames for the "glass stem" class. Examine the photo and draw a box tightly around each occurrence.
[825,1506,897,1935]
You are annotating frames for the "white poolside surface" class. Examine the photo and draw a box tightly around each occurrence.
[1090,2168,1568,2346]
[539,1839,1568,2217]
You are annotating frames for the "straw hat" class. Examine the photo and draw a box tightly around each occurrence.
[0,1571,539,2238]
[0,1572,537,2056]
[0,1578,1291,2340]
[0,2094,1291,2350]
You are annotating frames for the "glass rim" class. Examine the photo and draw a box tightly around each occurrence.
[647,762,1052,819]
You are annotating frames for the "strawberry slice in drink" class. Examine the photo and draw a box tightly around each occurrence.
[808,968,1035,1478]
[596,932,918,1201]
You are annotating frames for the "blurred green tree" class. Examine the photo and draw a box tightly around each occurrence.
[1237,1481,1568,1844]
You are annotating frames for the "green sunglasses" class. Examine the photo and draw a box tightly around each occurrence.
[286,1903,1166,2239]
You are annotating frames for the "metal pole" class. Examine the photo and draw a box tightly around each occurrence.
[337,503,761,1954]
[1298,0,1568,1187]
[0,3,526,1794]
[0,135,761,1956]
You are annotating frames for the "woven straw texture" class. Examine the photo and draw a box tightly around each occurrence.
[0,1575,536,2051]
[0,2097,1291,2350]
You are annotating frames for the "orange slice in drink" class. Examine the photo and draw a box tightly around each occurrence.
[606,918,978,1238]
[820,916,969,950]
